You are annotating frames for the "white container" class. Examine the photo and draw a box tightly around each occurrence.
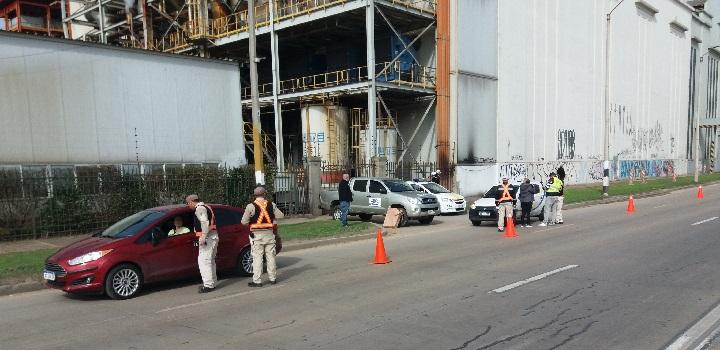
[359,127,398,163]
[300,105,349,162]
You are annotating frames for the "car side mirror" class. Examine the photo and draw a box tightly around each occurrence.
[151,228,163,246]
[380,188,387,194]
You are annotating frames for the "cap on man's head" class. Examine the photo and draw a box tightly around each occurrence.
[502,177,508,181]
[254,186,267,197]
[436,170,442,174]
[185,194,199,203]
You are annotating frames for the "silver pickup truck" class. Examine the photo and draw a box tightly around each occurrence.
[319,177,439,226]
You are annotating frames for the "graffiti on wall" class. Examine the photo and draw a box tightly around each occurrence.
[499,160,606,184]
[615,160,676,179]
[611,104,666,157]
[557,129,576,160]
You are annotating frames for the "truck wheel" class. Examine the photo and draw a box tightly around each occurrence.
[105,264,143,300]
[359,213,373,221]
[331,204,341,220]
[538,213,544,222]
[397,208,409,227]
[418,217,434,225]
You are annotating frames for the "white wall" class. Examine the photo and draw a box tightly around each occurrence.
[0,32,246,167]
[453,0,498,164]
[495,0,692,164]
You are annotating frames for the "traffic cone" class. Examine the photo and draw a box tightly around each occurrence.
[370,229,391,264]
[504,216,518,238]
[697,186,704,199]
[626,195,635,214]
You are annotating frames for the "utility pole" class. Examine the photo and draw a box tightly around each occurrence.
[248,0,265,185]
[603,0,626,196]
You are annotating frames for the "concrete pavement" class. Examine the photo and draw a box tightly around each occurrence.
[1,184,720,349]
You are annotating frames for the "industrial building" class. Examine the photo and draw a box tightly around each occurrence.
[3,0,720,196]
[0,31,246,176]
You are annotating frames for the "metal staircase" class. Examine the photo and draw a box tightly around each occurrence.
[243,123,277,165]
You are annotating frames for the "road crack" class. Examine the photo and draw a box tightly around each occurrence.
[448,325,492,350]
[559,282,597,302]
[474,308,571,350]
[546,321,597,349]
[525,294,563,311]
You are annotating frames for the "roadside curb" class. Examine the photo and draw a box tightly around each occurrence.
[283,222,384,252]
[564,181,720,210]
[0,280,45,297]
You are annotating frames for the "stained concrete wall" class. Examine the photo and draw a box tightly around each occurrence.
[0,32,246,167]
[452,0,705,195]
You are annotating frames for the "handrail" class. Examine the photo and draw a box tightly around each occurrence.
[157,0,436,53]
[241,61,436,99]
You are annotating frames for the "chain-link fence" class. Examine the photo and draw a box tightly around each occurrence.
[0,165,308,241]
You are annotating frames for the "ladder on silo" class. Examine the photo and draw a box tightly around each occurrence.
[327,106,337,163]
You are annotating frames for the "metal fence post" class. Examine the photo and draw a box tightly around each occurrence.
[306,157,323,216]
[372,156,387,177]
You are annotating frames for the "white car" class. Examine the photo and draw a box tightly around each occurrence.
[407,181,467,214]
[468,181,546,226]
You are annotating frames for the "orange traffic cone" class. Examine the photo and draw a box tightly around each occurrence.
[697,186,704,199]
[626,195,635,214]
[370,229,391,264]
[504,216,518,238]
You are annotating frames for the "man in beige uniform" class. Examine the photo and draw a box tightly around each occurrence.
[242,187,284,287]
[186,194,218,293]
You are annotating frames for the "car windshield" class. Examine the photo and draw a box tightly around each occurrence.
[100,210,165,238]
[483,186,499,198]
[423,182,450,194]
[384,180,415,192]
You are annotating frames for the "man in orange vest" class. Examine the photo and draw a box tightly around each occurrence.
[241,186,284,287]
[495,177,516,232]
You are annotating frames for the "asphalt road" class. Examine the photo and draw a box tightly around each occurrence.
[2,185,720,350]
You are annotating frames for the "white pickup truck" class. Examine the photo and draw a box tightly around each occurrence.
[319,177,440,226]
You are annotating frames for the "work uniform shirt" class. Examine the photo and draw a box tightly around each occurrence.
[194,202,217,235]
[241,199,285,233]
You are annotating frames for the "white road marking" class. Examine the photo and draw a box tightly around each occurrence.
[534,223,576,233]
[665,302,720,350]
[489,265,579,294]
[692,324,720,350]
[156,286,278,313]
[654,204,667,209]
[691,217,718,226]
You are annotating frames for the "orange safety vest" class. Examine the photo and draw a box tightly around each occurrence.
[249,199,275,230]
[499,184,513,202]
[194,204,217,237]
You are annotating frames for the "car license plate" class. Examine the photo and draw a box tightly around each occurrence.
[43,271,55,281]
[480,212,491,216]
[428,210,435,215]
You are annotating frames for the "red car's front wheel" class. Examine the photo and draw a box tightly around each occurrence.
[105,264,143,300]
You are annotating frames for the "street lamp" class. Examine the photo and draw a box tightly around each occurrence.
[603,0,626,196]
[694,45,720,183]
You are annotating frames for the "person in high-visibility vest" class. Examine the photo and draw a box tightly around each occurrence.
[494,177,516,232]
[241,186,284,287]
[539,172,563,227]
[186,194,218,293]
[556,166,566,224]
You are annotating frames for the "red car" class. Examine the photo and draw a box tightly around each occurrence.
[43,204,281,299]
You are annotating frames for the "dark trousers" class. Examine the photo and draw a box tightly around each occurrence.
[520,202,532,225]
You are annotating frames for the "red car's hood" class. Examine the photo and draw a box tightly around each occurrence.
[48,236,122,263]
